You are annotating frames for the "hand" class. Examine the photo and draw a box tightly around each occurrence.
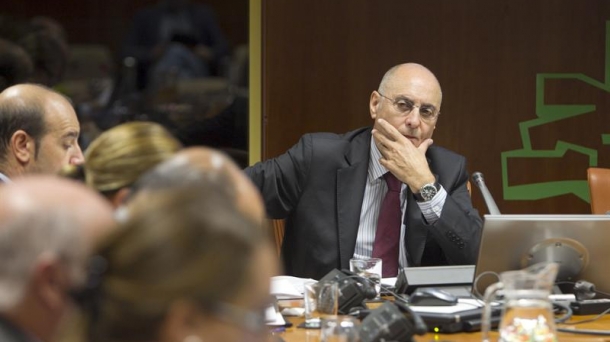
[372,119,435,192]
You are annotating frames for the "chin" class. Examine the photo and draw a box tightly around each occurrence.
[406,137,420,146]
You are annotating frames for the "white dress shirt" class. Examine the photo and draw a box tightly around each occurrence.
[353,138,447,269]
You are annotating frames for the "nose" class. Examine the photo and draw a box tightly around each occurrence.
[70,143,85,165]
[405,108,422,128]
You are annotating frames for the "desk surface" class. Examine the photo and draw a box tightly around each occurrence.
[273,301,610,342]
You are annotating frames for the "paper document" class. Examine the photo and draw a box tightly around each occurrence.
[409,298,485,314]
[381,277,397,287]
[270,276,316,299]
[265,303,286,326]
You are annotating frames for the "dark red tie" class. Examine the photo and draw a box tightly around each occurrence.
[372,172,402,277]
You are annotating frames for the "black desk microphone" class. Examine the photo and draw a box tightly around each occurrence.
[472,172,501,215]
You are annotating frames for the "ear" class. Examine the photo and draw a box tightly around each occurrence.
[32,254,69,312]
[11,130,36,164]
[110,187,131,208]
[369,91,381,120]
[158,300,204,342]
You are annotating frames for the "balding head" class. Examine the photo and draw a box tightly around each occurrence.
[370,63,443,147]
[378,63,442,105]
[0,84,84,178]
[131,147,266,224]
[181,147,266,222]
[0,175,115,248]
[0,175,114,341]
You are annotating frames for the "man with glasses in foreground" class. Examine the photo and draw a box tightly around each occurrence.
[0,176,115,342]
[246,63,483,280]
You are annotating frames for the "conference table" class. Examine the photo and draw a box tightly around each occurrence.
[273,299,610,341]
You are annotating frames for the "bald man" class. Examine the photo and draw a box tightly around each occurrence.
[0,84,84,183]
[0,176,115,342]
[129,146,265,224]
[246,63,483,279]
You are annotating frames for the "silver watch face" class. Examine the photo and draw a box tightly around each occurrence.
[420,183,438,201]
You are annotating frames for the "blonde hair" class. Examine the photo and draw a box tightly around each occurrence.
[84,122,181,193]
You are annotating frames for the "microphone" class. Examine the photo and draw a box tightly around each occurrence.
[472,172,501,215]
[359,301,428,342]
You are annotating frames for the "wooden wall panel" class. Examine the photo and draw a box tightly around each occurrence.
[262,0,610,215]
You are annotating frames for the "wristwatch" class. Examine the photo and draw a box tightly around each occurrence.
[414,182,440,202]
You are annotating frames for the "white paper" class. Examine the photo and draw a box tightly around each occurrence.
[409,298,485,314]
[270,275,316,299]
[381,277,397,287]
[265,303,286,326]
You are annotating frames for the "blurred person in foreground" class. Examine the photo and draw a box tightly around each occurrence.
[75,185,279,342]
[0,84,84,182]
[0,176,115,342]
[130,146,265,224]
[82,121,182,207]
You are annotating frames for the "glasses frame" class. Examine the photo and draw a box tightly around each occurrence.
[376,91,440,123]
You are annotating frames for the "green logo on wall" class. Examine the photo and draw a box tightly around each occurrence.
[501,21,610,203]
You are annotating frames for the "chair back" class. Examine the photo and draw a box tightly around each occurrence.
[587,167,610,214]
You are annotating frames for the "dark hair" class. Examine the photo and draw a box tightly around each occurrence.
[0,38,34,91]
[0,91,46,162]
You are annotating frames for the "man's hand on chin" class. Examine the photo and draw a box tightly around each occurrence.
[372,119,435,192]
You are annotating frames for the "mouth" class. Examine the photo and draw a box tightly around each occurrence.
[405,135,419,143]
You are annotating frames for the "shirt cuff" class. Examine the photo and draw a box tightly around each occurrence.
[416,186,447,224]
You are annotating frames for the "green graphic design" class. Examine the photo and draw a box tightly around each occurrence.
[501,21,610,203]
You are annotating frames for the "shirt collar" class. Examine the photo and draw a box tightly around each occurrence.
[368,137,388,183]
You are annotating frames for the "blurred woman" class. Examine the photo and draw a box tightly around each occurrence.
[83,121,181,207]
[74,185,279,342]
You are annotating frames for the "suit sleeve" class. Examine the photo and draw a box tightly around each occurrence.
[427,158,483,265]
[244,135,313,219]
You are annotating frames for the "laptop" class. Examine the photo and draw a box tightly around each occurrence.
[473,214,610,296]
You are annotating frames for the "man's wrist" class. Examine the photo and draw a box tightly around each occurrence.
[414,181,440,202]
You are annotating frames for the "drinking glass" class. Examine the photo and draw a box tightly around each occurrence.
[349,258,382,297]
[320,316,360,342]
[303,281,339,328]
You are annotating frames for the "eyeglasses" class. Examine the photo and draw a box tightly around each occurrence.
[377,91,440,122]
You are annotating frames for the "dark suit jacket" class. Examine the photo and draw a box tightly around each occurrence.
[246,127,483,280]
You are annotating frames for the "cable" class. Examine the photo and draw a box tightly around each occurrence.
[556,327,610,336]
[554,300,610,336]
[472,270,500,300]
[561,307,610,325]
[552,302,573,324]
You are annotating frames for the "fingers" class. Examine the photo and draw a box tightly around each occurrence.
[375,119,401,140]
[418,138,434,154]
[372,128,391,148]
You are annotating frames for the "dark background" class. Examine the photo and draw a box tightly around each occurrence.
[3,0,248,57]
[4,0,609,215]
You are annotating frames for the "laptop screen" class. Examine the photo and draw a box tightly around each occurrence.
[473,214,610,296]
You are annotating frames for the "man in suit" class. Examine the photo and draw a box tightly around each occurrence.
[0,84,85,183]
[246,63,483,279]
[0,176,115,342]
